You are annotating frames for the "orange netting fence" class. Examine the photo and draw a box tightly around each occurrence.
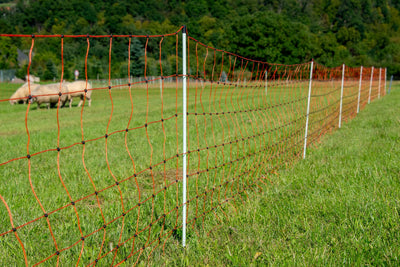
[0,27,386,266]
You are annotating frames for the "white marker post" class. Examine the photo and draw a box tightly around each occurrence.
[357,66,363,114]
[265,70,268,96]
[378,68,381,99]
[303,60,314,159]
[368,66,374,104]
[339,64,345,128]
[74,69,79,80]
[385,68,387,94]
[182,25,187,248]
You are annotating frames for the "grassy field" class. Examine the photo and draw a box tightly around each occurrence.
[0,79,389,266]
[160,84,400,266]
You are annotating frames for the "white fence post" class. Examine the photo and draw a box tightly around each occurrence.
[303,60,314,159]
[339,64,345,128]
[265,70,268,96]
[182,25,188,248]
[368,66,374,104]
[385,68,387,94]
[378,68,381,99]
[357,66,363,114]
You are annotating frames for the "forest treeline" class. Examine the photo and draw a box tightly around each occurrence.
[1,0,400,80]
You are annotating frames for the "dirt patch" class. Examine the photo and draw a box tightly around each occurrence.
[129,168,183,193]
[0,130,24,136]
[154,169,183,183]
[80,194,105,209]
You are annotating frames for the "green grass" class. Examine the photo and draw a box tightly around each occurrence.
[161,84,400,266]
[0,80,393,266]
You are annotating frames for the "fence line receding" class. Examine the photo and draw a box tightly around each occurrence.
[0,27,386,266]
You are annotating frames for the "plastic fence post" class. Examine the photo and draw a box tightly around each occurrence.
[339,64,345,128]
[303,60,313,159]
[384,68,387,95]
[378,68,381,99]
[357,66,363,114]
[182,25,187,248]
[265,70,268,96]
[368,66,374,104]
[389,75,393,94]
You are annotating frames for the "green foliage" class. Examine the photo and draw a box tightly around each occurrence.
[0,37,18,69]
[15,63,27,79]
[43,60,57,80]
[226,11,316,63]
[130,38,145,77]
[0,0,400,79]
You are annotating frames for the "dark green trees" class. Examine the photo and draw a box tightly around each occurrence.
[0,0,399,78]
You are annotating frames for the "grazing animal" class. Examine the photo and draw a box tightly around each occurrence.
[9,83,40,105]
[30,83,70,109]
[64,81,92,107]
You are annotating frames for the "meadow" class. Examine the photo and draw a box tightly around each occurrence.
[0,77,386,266]
[166,83,400,266]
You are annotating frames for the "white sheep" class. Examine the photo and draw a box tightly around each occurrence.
[30,83,70,109]
[64,81,92,108]
[9,83,40,105]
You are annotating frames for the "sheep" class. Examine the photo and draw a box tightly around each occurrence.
[9,83,40,105]
[64,81,92,108]
[30,83,70,109]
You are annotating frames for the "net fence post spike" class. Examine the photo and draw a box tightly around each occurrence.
[303,60,313,159]
[339,63,345,128]
[384,68,387,95]
[368,66,374,104]
[357,66,363,114]
[378,67,381,99]
[182,25,187,248]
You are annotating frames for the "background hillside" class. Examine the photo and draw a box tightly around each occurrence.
[1,0,400,80]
